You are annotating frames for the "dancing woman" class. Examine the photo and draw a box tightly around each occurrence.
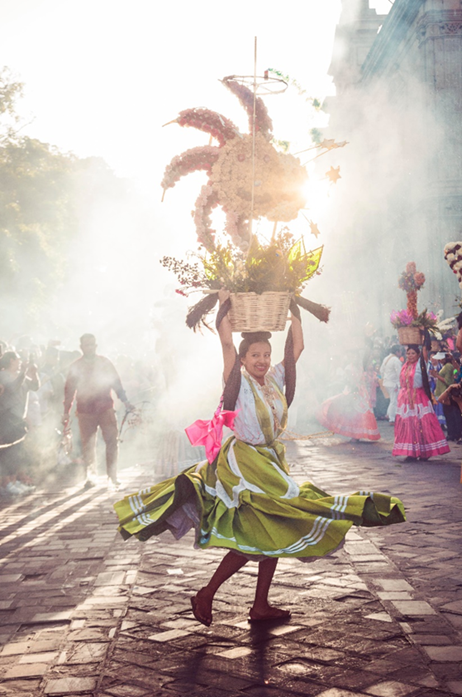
[318,359,380,442]
[114,290,406,626]
[392,345,450,461]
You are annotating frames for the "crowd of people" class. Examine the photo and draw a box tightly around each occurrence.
[2,313,459,627]
[1,317,461,499]
[319,315,462,460]
[0,335,159,497]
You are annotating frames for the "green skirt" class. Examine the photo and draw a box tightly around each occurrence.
[114,437,406,559]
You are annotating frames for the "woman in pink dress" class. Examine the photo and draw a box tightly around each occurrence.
[318,362,380,441]
[393,345,450,460]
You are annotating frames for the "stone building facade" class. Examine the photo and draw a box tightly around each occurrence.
[326,0,462,324]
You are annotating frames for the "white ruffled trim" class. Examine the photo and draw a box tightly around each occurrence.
[396,403,434,418]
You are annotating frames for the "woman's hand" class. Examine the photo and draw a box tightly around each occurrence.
[218,288,230,306]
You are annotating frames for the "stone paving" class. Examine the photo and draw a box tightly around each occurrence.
[0,425,461,696]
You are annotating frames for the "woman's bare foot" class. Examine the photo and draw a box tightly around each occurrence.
[248,604,291,622]
[191,588,213,627]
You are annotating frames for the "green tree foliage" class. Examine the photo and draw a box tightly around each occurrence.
[0,67,128,331]
[0,66,24,142]
[0,137,78,319]
[0,67,79,323]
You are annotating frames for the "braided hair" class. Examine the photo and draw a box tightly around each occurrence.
[406,344,433,402]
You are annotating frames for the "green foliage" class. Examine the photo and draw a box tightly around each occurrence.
[266,68,320,107]
[162,228,323,295]
[414,309,438,329]
[0,67,24,142]
[0,136,78,319]
[0,67,129,328]
[310,128,323,144]
[272,138,290,152]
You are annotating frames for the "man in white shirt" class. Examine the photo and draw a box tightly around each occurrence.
[380,346,402,425]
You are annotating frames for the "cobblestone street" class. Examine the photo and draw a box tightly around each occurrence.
[0,425,461,697]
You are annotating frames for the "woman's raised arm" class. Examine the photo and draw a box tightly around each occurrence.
[217,290,237,383]
[290,312,304,364]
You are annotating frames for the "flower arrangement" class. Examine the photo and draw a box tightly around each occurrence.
[161,77,309,253]
[210,132,307,228]
[161,228,322,294]
[443,241,462,289]
[176,107,239,146]
[160,228,328,330]
[160,73,337,332]
[161,146,219,194]
[398,262,425,318]
[390,309,413,328]
[390,309,437,330]
[391,263,435,343]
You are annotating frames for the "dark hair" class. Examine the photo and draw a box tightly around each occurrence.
[0,351,19,370]
[391,345,401,355]
[221,332,273,412]
[238,332,272,359]
[80,333,96,344]
[217,299,298,413]
[407,344,421,353]
[457,312,462,330]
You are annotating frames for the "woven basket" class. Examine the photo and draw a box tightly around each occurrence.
[228,292,292,332]
[397,325,422,346]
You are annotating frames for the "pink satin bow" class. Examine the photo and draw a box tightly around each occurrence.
[185,405,239,464]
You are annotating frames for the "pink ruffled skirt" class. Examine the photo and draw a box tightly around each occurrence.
[392,387,450,458]
[318,392,380,441]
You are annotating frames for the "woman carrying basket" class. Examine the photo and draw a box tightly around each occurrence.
[392,344,450,460]
[114,290,406,626]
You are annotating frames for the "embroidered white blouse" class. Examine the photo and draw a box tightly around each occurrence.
[232,362,286,445]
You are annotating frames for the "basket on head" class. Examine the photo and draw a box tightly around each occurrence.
[397,326,422,346]
[228,291,292,332]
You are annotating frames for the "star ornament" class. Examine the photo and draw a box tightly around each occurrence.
[319,139,348,151]
[319,138,336,150]
[309,220,321,238]
[326,166,341,184]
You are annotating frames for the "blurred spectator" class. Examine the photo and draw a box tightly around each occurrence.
[380,345,402,426]
[62,334,134,489]
[0,351,40,445]
[437,380,462,444]
[431,353,459,441]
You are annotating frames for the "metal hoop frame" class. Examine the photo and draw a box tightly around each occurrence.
[224,74,288,96]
